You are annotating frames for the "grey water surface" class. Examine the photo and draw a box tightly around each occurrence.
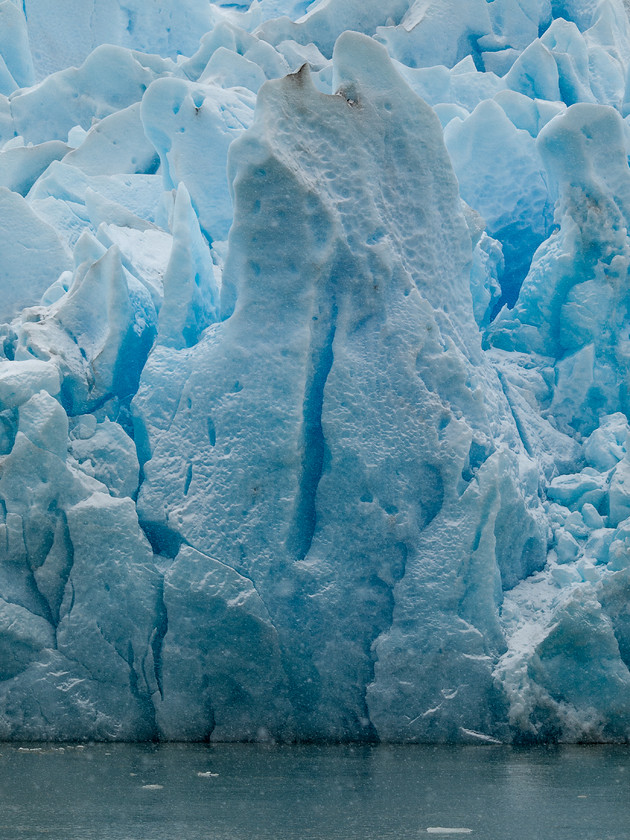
[0,742,628,839]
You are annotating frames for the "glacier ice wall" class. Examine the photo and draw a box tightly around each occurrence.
[1,0,630,743]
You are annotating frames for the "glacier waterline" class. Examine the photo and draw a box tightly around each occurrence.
[2,0,630,742]
[0,742,628,840]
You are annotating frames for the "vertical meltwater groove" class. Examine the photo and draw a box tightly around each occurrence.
[288,299,338,562]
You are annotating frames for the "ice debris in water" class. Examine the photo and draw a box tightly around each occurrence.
[1,0,630,744]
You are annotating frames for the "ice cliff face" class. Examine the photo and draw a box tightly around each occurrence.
[0,0,630,743]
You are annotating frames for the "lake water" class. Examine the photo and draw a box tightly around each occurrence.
[0,742,628,839]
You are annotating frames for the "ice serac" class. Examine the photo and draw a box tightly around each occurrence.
[490,103,630,434]
[14,239,157,416]
[136,31,545,742]
[0,187,71,322]
[444,98,556,311]
[0,384,160,738]
[141,76,256,241]
[157,183,219,350]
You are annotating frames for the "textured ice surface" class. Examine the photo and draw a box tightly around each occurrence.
[1,0,630,743]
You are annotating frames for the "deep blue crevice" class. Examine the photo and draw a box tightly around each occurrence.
[151,575,168,700]
[127,640,159,740]
[140,520,183,558]
[183,462,193,496]
[289,301,338,562]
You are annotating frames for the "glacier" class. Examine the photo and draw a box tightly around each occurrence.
[1,0,630,743]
